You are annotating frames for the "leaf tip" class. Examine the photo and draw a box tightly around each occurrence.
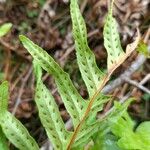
[19,35,26,42]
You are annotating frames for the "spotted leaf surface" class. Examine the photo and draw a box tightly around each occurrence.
[103,2,125,72]
[73,99,132,148]
[73,122,101,148]
[20,35,87,127]
[18,1,139,149]
[104,1,140,73]
[0,82,39,150]
[72,94,110,148]
[34,62,72,150]
[0,112,39,150]
[86,94,110,125]
[70,0,105,97]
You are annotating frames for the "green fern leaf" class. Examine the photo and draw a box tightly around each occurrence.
[19,35,87,127]
[0,23,12,37]
[103,1,140,73]
[70,0,105,97]
[103,1,125,72]
[0,112,39,150]
[33,61,72,149]
[90,133,121,150]
[0,82,39,150]
[19,1,140,149]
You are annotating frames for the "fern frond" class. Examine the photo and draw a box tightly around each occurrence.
[20,35,110,149]
[33,61,72,150]
[19,35,87,127]
[19,0,140,149]
[70,0,105,97]
[0,82,39,150]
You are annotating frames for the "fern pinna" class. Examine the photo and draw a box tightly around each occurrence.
[0,0,140,149]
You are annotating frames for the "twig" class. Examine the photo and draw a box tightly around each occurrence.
[10,67,28,92]
[124,77,150,94]
[140,73,150,85]
[12,67,32,115]
[120,73,150,102]
[0,38,30,60]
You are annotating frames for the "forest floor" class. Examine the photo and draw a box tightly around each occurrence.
[0,0,150,148]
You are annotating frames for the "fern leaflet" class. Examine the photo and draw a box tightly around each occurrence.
[0,82,39,150]
[33,61,72,150]
[103,0,140,73]
[70,0,105,97]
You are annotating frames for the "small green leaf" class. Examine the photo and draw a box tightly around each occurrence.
[0,23,12,37]
[136,121,150,149]
[136,121,150,135]
[108,99,133,124]
[137,40,150,58]
[111,110,150,149]
[91,134,121,150]
[111,112,135,137]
